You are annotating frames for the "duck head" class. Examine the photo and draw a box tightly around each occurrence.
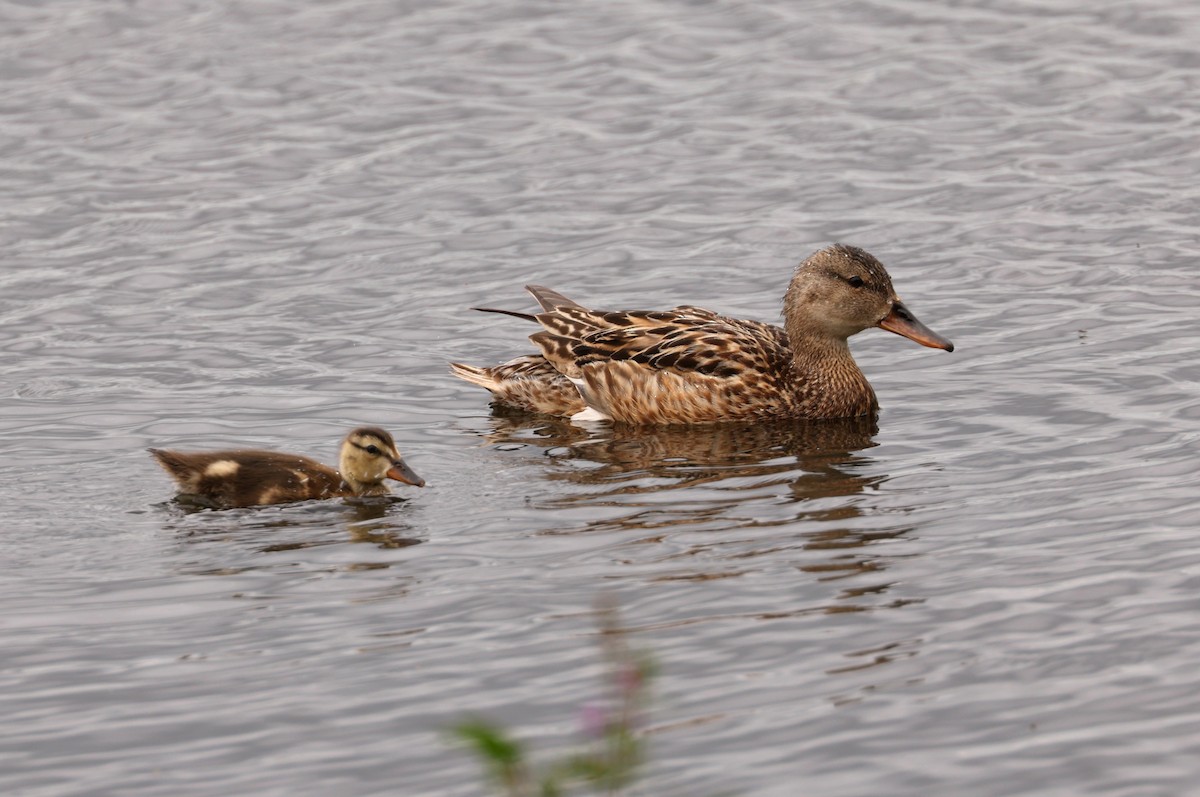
[783,244,954,352]
[339,427,425,493]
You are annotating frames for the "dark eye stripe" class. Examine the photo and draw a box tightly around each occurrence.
[847,275,864,288]
[351,440,389,457]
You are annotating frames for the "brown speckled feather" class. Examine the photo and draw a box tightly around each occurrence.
[149,449,346,507]
[450,356,584,416]
[450,245,954,423]
[568,314,874,423]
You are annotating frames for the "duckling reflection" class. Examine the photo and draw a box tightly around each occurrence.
[165,495,422,557]
[342,497,424,549]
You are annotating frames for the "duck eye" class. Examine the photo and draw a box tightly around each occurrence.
[365,445,381,455]
[847,275,865,288]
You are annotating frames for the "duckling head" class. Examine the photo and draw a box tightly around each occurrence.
[783,244,953,352]
[339,427,425,495]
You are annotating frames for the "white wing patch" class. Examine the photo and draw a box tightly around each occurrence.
[565,375,611,422]
[570,407,610,422]
[204,460,240,478]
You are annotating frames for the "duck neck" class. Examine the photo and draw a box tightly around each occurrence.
[340,474,389,497]
[786,328,877,416]
[335,458,379,497]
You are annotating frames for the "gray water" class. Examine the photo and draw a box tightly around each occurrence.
[3,1,1200,795]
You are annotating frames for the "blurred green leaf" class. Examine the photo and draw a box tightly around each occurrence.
[453,720,525,765]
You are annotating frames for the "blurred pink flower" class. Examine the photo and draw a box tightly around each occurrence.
[579,702,608,738]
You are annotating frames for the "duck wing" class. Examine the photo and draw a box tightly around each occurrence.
[576,313,782,378]
[529,298,794,423]
[456,285,795,422]
[527,283,735,379]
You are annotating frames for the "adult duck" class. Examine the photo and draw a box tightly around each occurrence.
[450,244,953,424]
[150,426,424,507]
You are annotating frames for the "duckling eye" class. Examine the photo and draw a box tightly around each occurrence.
[847,275,865,288]
[365,445,381,455]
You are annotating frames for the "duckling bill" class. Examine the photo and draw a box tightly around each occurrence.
[150,426,424,508]
[450,244,953,424]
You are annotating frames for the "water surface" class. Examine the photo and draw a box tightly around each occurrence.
[3,1,1200,795]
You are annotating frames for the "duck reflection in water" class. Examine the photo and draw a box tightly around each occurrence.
[479,412,917,610]
[484,410,877,491]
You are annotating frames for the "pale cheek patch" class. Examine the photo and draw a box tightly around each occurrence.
[204,460,240,478]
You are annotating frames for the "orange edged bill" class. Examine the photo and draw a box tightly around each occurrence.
[387,459,426,487]
[879,300,954,351]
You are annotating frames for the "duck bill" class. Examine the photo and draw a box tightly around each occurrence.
[386,459,426,487]
[878,300,954,351]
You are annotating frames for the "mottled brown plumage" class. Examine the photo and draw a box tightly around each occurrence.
[450,244,954,424]
[149,427,424,508]
[450,356,583,417]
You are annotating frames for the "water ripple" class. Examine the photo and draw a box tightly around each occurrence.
[3,0,1200,795]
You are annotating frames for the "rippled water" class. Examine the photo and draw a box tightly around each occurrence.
[4,0,1200,795]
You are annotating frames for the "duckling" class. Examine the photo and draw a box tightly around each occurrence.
[450,244,953,424]
[149,426,424,508]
